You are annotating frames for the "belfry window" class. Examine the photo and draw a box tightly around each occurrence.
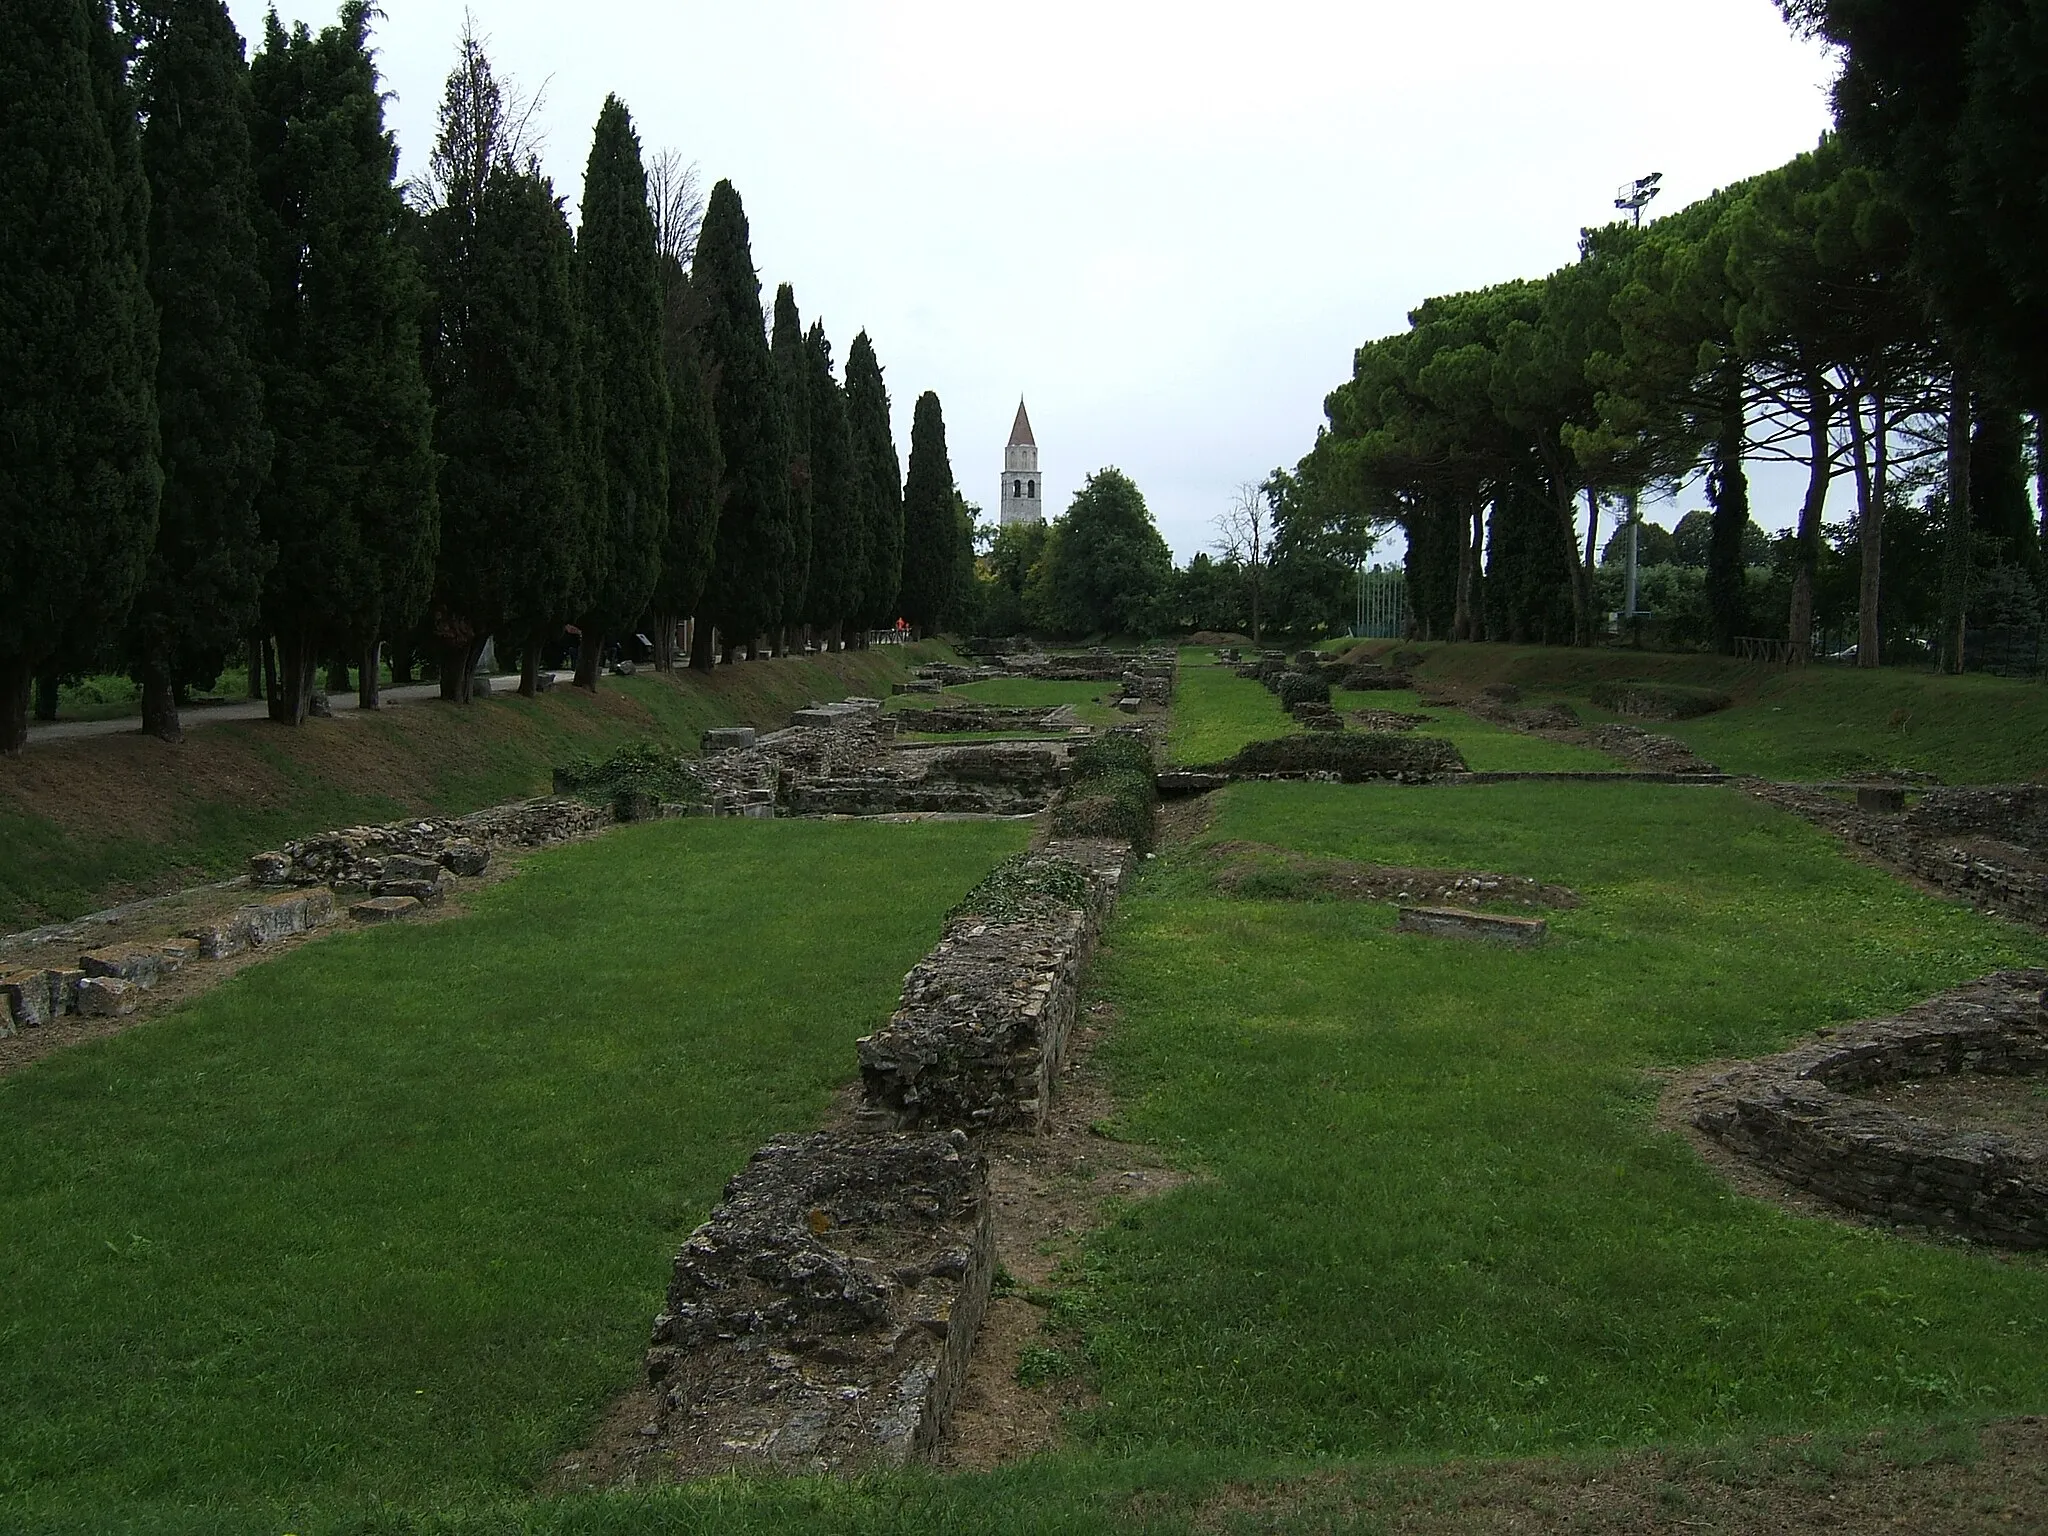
[1014,479,1023,496]
[1027,480,1036,498]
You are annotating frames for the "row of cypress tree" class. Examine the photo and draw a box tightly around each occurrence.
[0,0,976,753]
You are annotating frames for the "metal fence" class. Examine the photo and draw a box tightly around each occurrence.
[1353,568,1409,639]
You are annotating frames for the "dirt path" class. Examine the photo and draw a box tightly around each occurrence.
[22,672,543,745]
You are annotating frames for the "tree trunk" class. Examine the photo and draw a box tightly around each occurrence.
[326,653,352,693]
[1452,498,1476,641]
[388,639,415,687]
[1941,364,1974,674]
[1850,391,1884,669]
[1787,371,1835,665]
[690,621,716,672]
[439,637,471,702]
[247,634,265,699]
[261,635,279,716]
[1706,379,1750,656]
[0,657,31,754]
[520,630,542,697]
[269,629,314,726]
[1551,487,1592,648]
[359,640,382,710]
[575,629,604,691]
[34,669,59,721]
[139,664,182,743]
[2036,411,2048,551]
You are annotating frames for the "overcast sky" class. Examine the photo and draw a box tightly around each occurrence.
[228,0,1841,561]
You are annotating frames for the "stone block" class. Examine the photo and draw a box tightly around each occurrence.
[381,853,444,884]
[374,875,448,903]
[470,673,494,698]
[248,850,291,885]
[159,938,201,970]
[351,895,422,922]
[642,1130,993,1474]
[1855,785,1907,814]
[1395,906,1548,946]
[80,946,165,988]
[439,839,489,877]
[0,971,59,1030]
[702,726,758,752]
[76,976,136,1017]
[307,690,333,718]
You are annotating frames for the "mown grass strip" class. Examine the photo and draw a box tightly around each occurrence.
[0,816,1026,1512]
[1073,781,2048,1459]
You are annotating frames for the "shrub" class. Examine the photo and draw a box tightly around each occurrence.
[1217,732,1467,780]
[1587,681,1733,721]
[1050,733,1158,851]
[553,741,702,814]
[1275,672,1331,708]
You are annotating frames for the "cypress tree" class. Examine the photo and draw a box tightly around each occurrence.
[801,321,861,647]
[430,163,587,698]
[692,179,789,667]
[770,283,812,652]
[572,94,669,690]
[844,330,902,637]
[898,390,958,635]
[127,0,273,741]
[0,0,161,754]
[249,4,435,723]
[649,261,723,669]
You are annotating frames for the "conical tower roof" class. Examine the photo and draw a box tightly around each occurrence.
[1008,399,1035,448]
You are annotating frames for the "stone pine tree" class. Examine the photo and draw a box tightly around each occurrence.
[770,283,813,653]
[127,0,273,742]
[432,164,588,699]
[691,178,790,668]
[898,390,958,635]
[573,93,670,690]
[648,260,723,670]
[0,0,161,754]
[801,321,861,648]
[845,330,903,638]
[249,5,436,723]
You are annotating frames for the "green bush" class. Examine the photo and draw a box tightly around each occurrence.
[1587,680,1734,721]
[1217,732,1468,780]
[552,741,703,812]
[1275,672,1331,708]
[1051,733,1159,851]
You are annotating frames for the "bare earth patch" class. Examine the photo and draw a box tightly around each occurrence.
[1190,1418,2048,1534]
[1206,840,1580,910]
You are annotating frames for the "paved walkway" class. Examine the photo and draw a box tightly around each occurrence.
[24,673,545,745]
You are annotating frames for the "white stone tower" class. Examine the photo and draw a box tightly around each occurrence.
[999,399,1042,526]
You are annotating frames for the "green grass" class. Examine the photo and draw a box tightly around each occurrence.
[883,677,1122,727]
[1167,660,1615,773]
[0,816,1027,1516]
[1368,641,2048,784]
[1067,780,2048,1462]
[0,648,943,930]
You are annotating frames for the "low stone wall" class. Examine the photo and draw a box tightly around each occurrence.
[0,889,339,1034]
[1748,781,2048,929]
[250,799,607,892]
[857,839,1136,1132]
[1687,970,2048,1248]
[641,1129,993,1474]
[890,705,1069,734]
[693,729,1069,819]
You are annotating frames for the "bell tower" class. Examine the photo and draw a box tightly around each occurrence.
[999,399,1041,526]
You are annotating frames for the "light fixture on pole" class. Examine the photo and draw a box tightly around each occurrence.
[1614,171,1663,228]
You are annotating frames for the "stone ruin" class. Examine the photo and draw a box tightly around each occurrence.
[1687,971,2048,1248]
[1750,783,2048,930]
[890,704,1073,735]
[249,799,609,894]
[640,1129,993,1475]
[1,888,340,1033]
[858,839,1136,1133]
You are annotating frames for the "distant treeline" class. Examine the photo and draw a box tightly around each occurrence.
[1248,2,2048,664]
[0,0,977,751]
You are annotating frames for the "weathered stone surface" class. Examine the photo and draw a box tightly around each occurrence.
[351,895,422,922]
[1688,970,2048,1248]
[642,1130,993,1474]
[76,976,137,1017]
[702,726,758,752]
[1856,785,1907,814]
[0,969,67,1030]
[791,698,884,730]
[1395,905,1548,946]
[251,801,593,895]
[159,937,201,970]
[890,705,1067,734]
[859,840,1136,1132]
[80,945,165,988]
[441,839,489,877]
[248,850,290,884]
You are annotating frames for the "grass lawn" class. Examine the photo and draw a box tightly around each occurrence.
[1168,659,1614,772]
[883,677,1123,728]
[1071,780,2048,1463]
[0,816,1027,1521]
[1369,641,2048,784]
